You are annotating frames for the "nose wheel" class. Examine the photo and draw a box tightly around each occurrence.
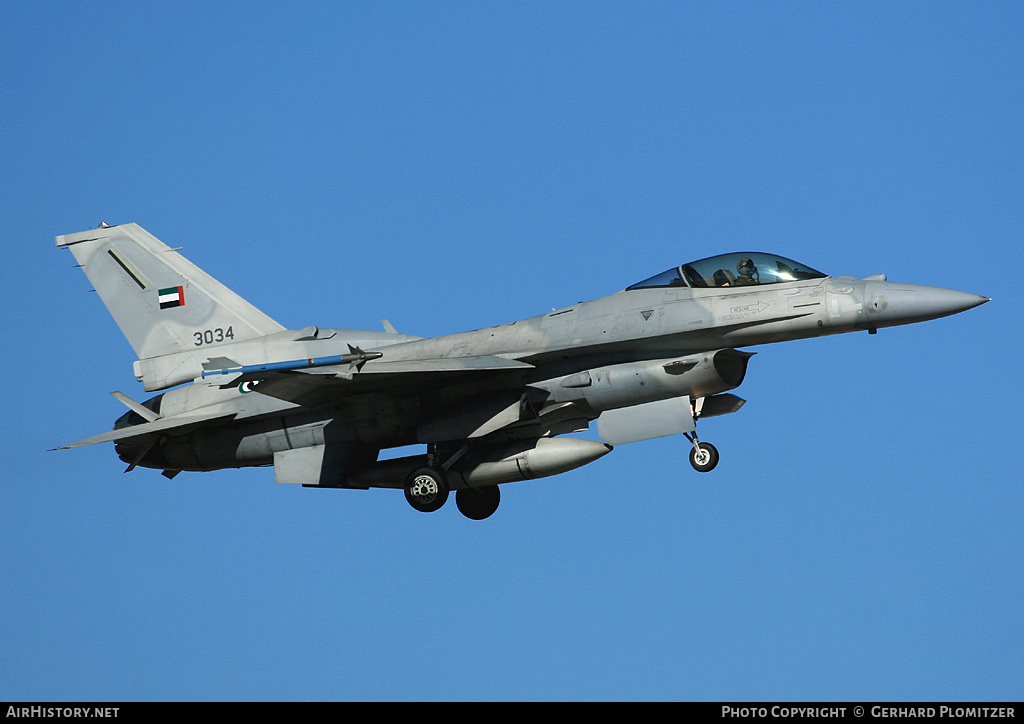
[685,432,719,473]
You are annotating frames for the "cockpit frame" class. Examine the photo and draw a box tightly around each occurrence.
[626,252,827,291]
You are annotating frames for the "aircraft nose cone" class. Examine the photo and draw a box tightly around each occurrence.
[906,286,989,319]
[945,290,990,313]
[868,284,989,326]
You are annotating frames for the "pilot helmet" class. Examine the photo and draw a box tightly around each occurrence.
[737,257,755,274]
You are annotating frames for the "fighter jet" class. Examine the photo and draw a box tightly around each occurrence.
[55,223,988,519]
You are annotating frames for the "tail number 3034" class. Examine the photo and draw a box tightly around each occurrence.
[193,327,235,346]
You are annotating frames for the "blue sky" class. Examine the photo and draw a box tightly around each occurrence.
[2,2,1020,701]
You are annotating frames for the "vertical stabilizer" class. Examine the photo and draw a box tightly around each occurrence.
[57,223,285,386]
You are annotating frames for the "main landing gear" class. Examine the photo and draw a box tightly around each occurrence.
[404,467,449,512]
[456,485,500,520]
[403,464,501,520]
[684,432,719,473]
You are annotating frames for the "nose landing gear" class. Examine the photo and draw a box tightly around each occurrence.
[684,396,722,473]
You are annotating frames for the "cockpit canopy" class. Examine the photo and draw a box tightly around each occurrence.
[626,252,827,291]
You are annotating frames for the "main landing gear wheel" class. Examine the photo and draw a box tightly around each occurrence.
[404,467,449,512]
[456,485,501,520]
[689,441,719,473]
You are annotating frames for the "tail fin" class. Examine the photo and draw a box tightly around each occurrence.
[57,223,285,388]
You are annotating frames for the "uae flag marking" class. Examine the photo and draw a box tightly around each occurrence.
[158,286,185,309]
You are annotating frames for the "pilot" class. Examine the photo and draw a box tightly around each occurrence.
[734,257,759,285]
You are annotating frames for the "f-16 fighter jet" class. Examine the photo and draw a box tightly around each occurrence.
[55,223,988,519]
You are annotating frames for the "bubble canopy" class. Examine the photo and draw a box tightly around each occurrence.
[626,252,827,290]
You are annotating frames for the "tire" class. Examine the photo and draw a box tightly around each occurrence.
[456,485,501,520]
[404,467,449,512]
[689,442,719,473]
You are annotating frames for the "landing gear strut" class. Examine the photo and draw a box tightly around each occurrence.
[685,397,720,473]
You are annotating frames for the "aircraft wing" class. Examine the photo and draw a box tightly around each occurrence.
[347,355,533,377]
[236,355,535,407]
[55,409,237,449]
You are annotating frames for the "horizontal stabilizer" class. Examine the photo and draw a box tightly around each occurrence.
[55,409,236,450]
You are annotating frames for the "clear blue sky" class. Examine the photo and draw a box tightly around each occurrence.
[2,2,1020,701]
